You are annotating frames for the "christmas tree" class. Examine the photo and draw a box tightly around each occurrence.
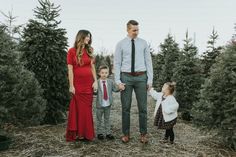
[20,0,69,124]
[0,26,46,126]
[202,28,222,77]
[192,42,236,150]
[153,34,180,90]
[172,31,202,120]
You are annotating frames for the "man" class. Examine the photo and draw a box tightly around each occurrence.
[114,20,153,143]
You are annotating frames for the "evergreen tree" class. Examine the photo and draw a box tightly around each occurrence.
[19,0,69,124]
[232,23,236,44]
[95,54,101,73]
[202,28,222,76]
[95,54,105,74]
[192,43,236,150]
[153,34,180,90]
[105,55,112,75]
[172,31,202,120]
[152,53,164,90]
[0,26,46,127]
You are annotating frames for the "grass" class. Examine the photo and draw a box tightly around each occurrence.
[1,93,235,157]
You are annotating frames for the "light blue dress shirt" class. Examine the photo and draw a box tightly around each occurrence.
[114,36,153,85]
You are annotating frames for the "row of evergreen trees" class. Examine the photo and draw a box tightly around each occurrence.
[0,25,46,126]
[0,0,69,127]
[151,28,235,149]
[192,43,236,150]
[152,32,203,120]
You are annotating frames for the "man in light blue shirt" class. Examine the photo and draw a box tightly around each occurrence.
[114,20,153,144]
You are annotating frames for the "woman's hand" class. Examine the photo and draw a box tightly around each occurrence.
[69,86,75,95]
[92,81,98,92]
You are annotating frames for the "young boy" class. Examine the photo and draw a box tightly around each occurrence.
[96,65,120,140]
[149,82,179,144]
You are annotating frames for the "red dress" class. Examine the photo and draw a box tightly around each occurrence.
[66,47,95,141]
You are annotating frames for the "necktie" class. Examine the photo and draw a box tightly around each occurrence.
[131,39,135,73]
[102,81,108,100]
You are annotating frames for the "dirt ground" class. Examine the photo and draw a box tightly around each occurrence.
[1,93,236,157]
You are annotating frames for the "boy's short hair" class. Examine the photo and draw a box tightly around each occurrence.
[98,65,109,72]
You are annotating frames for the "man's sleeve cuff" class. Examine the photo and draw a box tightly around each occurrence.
[115,80,122,85]
[147,81,153,85]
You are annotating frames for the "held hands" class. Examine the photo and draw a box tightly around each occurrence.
[147,84,152,91]
[118,83,126,91]
[92,81,98,92]
[117,83,150,91]
[69,86,75,95]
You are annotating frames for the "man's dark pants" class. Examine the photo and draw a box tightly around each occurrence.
[120,72,147,136]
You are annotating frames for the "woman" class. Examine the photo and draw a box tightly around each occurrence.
[66,30,97,142]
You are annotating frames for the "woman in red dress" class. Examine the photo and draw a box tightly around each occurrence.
[66,30,97,142]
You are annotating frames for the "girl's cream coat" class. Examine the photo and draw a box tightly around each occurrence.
[149,88,179,122]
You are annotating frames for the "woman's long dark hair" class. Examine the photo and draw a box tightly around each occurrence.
[74,30,93,65]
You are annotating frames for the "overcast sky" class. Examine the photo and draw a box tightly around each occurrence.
[0,0,235,54]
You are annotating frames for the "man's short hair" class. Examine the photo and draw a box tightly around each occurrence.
[127,20,139,29]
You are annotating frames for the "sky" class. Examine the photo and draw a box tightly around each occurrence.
[0,0,235,55]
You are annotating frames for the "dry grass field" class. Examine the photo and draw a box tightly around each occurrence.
[1,93,236,157]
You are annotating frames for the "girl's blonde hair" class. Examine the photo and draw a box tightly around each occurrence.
[165,82,176,94]
[74,30,93,65]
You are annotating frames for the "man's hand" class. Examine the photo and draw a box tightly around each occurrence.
[118,83,126,91]
[147,84,152,91]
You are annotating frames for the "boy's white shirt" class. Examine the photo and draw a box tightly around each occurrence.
[149,88,179,122]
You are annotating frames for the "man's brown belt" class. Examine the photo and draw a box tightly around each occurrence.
[122,71,146,76]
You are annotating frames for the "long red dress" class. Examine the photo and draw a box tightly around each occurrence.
[66,47,95,141]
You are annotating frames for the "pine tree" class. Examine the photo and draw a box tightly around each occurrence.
[0,26,46,127]
[232,23,236,44]
[0,10,23,42]
[95,54,105,73]
[202,28,222,76]
[153,34,180,90]
[95,54,101,73]
[19,0,69,124]
[192,43,236,150]
[105,55,112,75]
[172,31,202,120]
[152,53,164,90]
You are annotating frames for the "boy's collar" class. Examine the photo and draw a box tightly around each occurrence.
[99,78,107,81]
